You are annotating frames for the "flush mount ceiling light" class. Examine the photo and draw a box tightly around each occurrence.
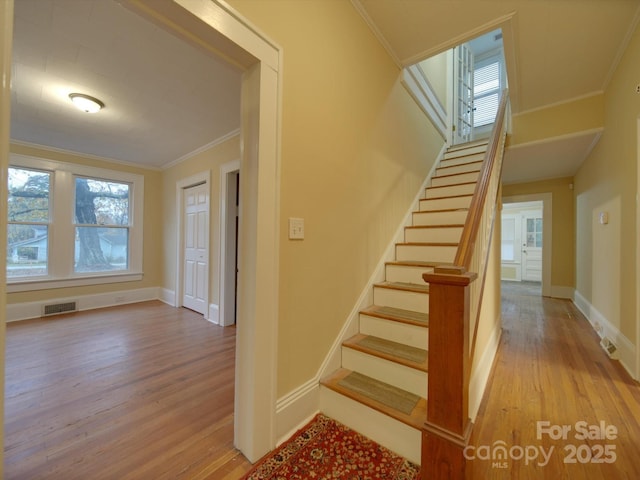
[69,93,104,113]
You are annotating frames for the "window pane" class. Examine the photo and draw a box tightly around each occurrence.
[7,224,48,277]
[75,227,128,272]
[474,62,500,95]
[8,167,50,222]
[75,178,130,226]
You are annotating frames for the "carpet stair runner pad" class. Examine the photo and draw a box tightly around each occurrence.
[241,413,419,479]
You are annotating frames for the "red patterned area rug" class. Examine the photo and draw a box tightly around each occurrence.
[241,413,419,479]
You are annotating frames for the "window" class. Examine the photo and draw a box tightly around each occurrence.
[473,58,502,127]
[74,177,130,273]
[7,155,144,292]
[7,167,51,278]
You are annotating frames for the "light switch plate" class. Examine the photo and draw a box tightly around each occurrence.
[289,217,304,239]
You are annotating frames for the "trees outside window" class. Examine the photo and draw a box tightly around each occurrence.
[7,155,144,291]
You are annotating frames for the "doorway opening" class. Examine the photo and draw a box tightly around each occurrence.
[501,200,543,284]
[502,194,552,297]
[220,160,240,327]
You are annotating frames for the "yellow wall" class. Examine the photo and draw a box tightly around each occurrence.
[510,94,604,146]
[503,177,575,289]
[228,0,445,396]
[417,50,450,110]
[161,135,240,305]
[7,143,163,304]
[574,23,640,348]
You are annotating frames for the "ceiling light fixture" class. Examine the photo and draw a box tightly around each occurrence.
[69,93,104,113]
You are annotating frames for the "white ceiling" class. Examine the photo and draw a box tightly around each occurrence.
[11,0,242,169]
[11,0,640,181]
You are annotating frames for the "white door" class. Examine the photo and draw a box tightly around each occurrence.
[501,213,522,281]
[183,183,209,314]
[453,43,474,145]
[521,211,543,282]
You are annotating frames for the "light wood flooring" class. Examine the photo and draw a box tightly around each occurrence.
[469,282,640,479]
[5,285,640,479]
[4,301,252,479]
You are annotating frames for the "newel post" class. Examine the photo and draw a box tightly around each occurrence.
[421,267,476,480]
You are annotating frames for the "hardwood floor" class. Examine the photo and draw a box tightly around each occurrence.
[5,286,640,479]
[4,301,252,479]
[469,282,640,479]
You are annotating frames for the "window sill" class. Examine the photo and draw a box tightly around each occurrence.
[6,272,144,293]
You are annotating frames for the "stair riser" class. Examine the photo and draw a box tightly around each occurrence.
[425,182,476,199]
[396,244,456,264]
[360,313,429,350]
[405,226,462,244]
[436,162,482,176]
[342,348,427,397]
[385,264,434,284]
[443,145,486,159]
[420,195,472,211]
[431,170,479,187]
[412,209,468,226]
[320,387,421,465]
[440,153,485,168]
[373,287,428,313]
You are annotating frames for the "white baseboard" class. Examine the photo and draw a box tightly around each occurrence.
[6,287,161,322]
[469,318,502,421]
[275,379,320,445]
[551,285,574,299]
[207,303,220,324]
[160,288,176,306]
[573,290,637,380]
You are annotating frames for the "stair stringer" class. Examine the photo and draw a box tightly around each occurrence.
[273,143,448,444]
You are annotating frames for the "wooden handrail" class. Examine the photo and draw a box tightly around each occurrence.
[451,89,509,272]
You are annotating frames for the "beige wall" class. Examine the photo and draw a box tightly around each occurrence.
[574,23,640,349]
[503,177,575,290]
[161,135,240,306]
[7,143,163,304]
[510,94,604,146]
[417,50,450,110]
[228,0,445,396]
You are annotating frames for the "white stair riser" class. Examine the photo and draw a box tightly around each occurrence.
[440,154,485,170]
[396,244,456,263]
[405,226,462,243]
[320,387,422,465]
[342,348,428,398]
[385,263,434,284]
[360,313,429,350]
[443,145,486,159]
[413,209,468,226]
[373,287,428,313]
[420,195,472,211]
[436,162,482,176]
[425,182,476,199]
[431,170,479,187]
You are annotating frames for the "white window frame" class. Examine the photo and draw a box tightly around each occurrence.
[472,50,505,134]
[7,154,144,293]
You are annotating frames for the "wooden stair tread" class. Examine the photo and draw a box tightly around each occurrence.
[321,368,426,430]
[405,224,464,229]
[374,281,429,294]
[413,207,468,214]
[386,260,450,268]
[344,333,428,371]
[360,304,429,327]
[426,181,477,190]
[437,159,483,170]
[432,170,479,180]
[421,193,473,201]
[397,242,458,247]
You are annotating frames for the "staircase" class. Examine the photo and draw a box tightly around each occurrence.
[320,140,488,465]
